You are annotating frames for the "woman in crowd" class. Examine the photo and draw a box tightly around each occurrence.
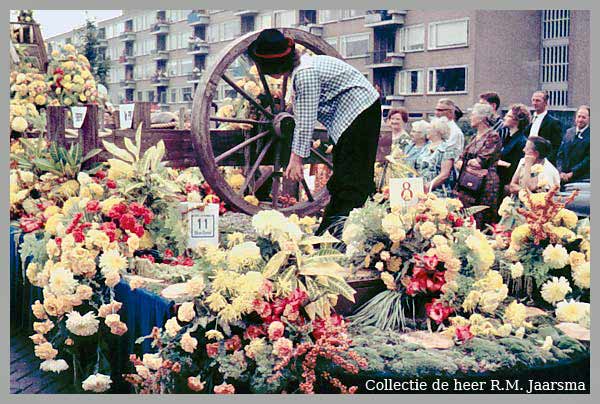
[415,117,459,195]
[454,103,503,227]
[403,120,430,168]
[508,136,560,194]
[497,103,529,199]
[387,107,411,149]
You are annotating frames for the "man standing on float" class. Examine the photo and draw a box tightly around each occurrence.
[248,29,382,235]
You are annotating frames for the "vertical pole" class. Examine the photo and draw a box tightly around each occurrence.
[80,104,99,168]
[178,107,186,129]
[133,101,152,131]
[46,106,67,148]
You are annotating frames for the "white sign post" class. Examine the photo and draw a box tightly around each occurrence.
[119,103,135,129]
[390,177,424,208]
[70,106,87,129]
[183,202,219,248]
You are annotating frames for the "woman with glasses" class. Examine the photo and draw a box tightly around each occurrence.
[434,98,465,155]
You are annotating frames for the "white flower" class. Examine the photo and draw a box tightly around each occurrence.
[509,262,524,279]
[40,359,69,373]
[541,336,553,351]
[142,353,163,371]
[542,244,569,269]
[77,172,92,186]
[227,241,262,270]
[252,210,287,237]
[65,311,100,336]
[82,373,112,393]
[572,262,590,289]
[555,300,589,323]
[342,223,364,245]
[48,267,78,296]
[99,249,128,273]
[540,276,572,305]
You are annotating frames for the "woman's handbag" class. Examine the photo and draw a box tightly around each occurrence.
[457,166,488,194]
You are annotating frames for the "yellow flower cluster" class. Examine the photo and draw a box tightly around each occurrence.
[462,271,508,314]
[207,270,267,324]
[465,229,495,276]
[49,44,99,106]
[542,244,569,269]
[540,276,572,305]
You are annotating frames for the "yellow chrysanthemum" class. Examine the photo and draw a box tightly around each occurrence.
[504,301,527,327]
[572,262,590,289]
[99,250,127,273]
[555,299,588,323]
[542,244,569,269]
[552,209,578,229]
[540,276,572,304]
[205,330,224,341]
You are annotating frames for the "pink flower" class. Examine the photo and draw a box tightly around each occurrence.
[267,321,285,341]
[206,342,219,357]
[425,299,453,324]
[272,337,293,358]
[455,325,473,342]
[214,383,235,394]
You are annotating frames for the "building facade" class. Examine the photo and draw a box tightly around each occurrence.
[45,9,590,119]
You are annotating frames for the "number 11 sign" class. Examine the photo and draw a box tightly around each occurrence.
[183,202,219,248]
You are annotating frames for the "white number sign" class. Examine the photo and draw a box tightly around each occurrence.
[390,177,424,208]
[183,202,219,248]
[119,103,135,129]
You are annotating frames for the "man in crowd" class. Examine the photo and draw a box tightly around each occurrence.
[557,105,590,185]
[434,98,464,154]
[526,90,563,164]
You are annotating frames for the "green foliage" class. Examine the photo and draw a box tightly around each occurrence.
[349,290,410,331]
[461,337,517,370]
[19,231,50,267]
[79,19,110,87]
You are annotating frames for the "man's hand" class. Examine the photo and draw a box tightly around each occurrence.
[284,152,305,182]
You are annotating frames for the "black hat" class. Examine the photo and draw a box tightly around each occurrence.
[248,29,295,67]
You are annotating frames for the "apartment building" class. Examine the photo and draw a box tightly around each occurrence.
[45,9,590,119]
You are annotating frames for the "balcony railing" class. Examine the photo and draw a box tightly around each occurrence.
[120,78,136,88]
[120,30,136,41]
[151,74,170,86]
[119,54,136,65]
[188,10,210,25]
[150,21,170,34]
[364,10,406,27]
[187,70,203,82]
[151,48,169,59]
[367,50,404,67]
[187,40,209,54]
[96,37,108,47]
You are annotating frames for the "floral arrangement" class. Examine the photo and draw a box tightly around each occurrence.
[47,44,99,106]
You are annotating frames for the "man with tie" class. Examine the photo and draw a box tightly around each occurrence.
[526,90,563,164]
[557,105,590,184]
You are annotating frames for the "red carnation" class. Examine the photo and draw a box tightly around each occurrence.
[119,213,136,232]
[206,342,219,358]
[244,325,265,340]
[224,335,242,352]
[86,200,101,213]
[95,170,107,180]
[132,224,145,238]
[106,179,117,189]
[455,325,473,342]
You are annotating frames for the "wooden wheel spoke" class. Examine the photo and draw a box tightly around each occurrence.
[214,130,270,164]
[239,138,274,195]
[271,143,283,208]
[310,147,334,169]
[300,178,314,202]
[209,116,270,126]
[252,167,274,192]
[257,66,275,113]
[222,73,274,119]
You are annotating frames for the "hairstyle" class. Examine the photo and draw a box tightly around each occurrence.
[254,47,300,75]
[533,90,549,102]
[471,102,495,127]
[388,107,409,123]
[479,92,501,110]
[437,98,462,120]
[508,103,531,131]
[410,120,431,138]
[577,105,591,116]
[528,136,552,160]
[428,116,451,141]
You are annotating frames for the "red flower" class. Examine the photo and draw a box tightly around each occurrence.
[142,210,154,225]
[19,216,43,233]
[244,325,265,340]
[100,222,118,242]
[72,228,85,243]
[422,255,439,271]
[455,325,473,342]
[206,342,219,358]
[85,200,101,213]
[185,183,200,193]
[106,179,117,189]
[119,213,136,232]
[140,254,155,263]
[253,299,272,318]
[204,194,220,204]
[164,249,174,258]
[425,300,453,324]
[225,335,242,352]
[107,203,128,219]
[312,314,344,340]
[129,202,146,217]
[214,383,235,394]
[132,224,145,238]
[95,170,107,180]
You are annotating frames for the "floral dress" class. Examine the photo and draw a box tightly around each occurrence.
[403,141,429,170]
[415,141,460,196]
[454,130,503,227]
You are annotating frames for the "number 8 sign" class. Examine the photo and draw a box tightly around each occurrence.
[390,178,424,208]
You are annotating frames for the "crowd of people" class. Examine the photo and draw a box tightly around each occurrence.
[386,90,590,227]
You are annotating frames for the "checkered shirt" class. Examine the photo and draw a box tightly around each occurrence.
[290,54,379,158]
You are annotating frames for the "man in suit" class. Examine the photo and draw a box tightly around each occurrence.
[557,105,590,184]
[526,90,563,164]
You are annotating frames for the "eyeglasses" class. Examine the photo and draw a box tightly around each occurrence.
[435,108,451,112]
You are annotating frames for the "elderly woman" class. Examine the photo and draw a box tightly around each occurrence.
[497,103,529,198]
[403,120,430,169]
[387,107,411,149]
[454,103,503,227]
[415,117,459,195]
[508,136,560,194]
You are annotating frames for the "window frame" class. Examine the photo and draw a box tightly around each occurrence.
[426,65,468,95]
[339,33,370,59]
[399,24,425,53]
[318,10,341,24]
[399,68,425,95]
[428,18,469,51]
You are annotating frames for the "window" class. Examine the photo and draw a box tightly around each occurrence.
[170,88,178,103]
[541,44,569,84]
[257,14,272,30]
[147,91,155,102]
[182,87,193,102]
[542,10,570,39]
[400,25,424,52]
[274,10,296,27]
[208,24,219,42]
[137,91,143,101]
[428,19,468,50]
[318,10,341,23]
[133,65,141,80]
[340,33,369,58]
[427,66,467,94]
[399,69,424,95]
[547,90,568,107]
[181,59,193,75]
[324,36,338,51]
[223,20,240,41]
[341,10,365,19]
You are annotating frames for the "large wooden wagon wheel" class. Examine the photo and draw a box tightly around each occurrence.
[191,28,342,216]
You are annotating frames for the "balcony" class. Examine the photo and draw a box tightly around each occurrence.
[120,30,136,42]
[150,21,170,35]
[366,50,404,69]
[364,10,407,28]
[151,49,169,61]
[96,37,108,48]
[187,40,209,55]
[119,54,136,65]
[234,10,259,17]
[151,74,170,87]
[188,10,210,26]
[297,23,323,37]
[120,78,136,89]
[187,70,203,83]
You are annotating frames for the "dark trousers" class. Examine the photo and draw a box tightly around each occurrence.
[316,100,381,235]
